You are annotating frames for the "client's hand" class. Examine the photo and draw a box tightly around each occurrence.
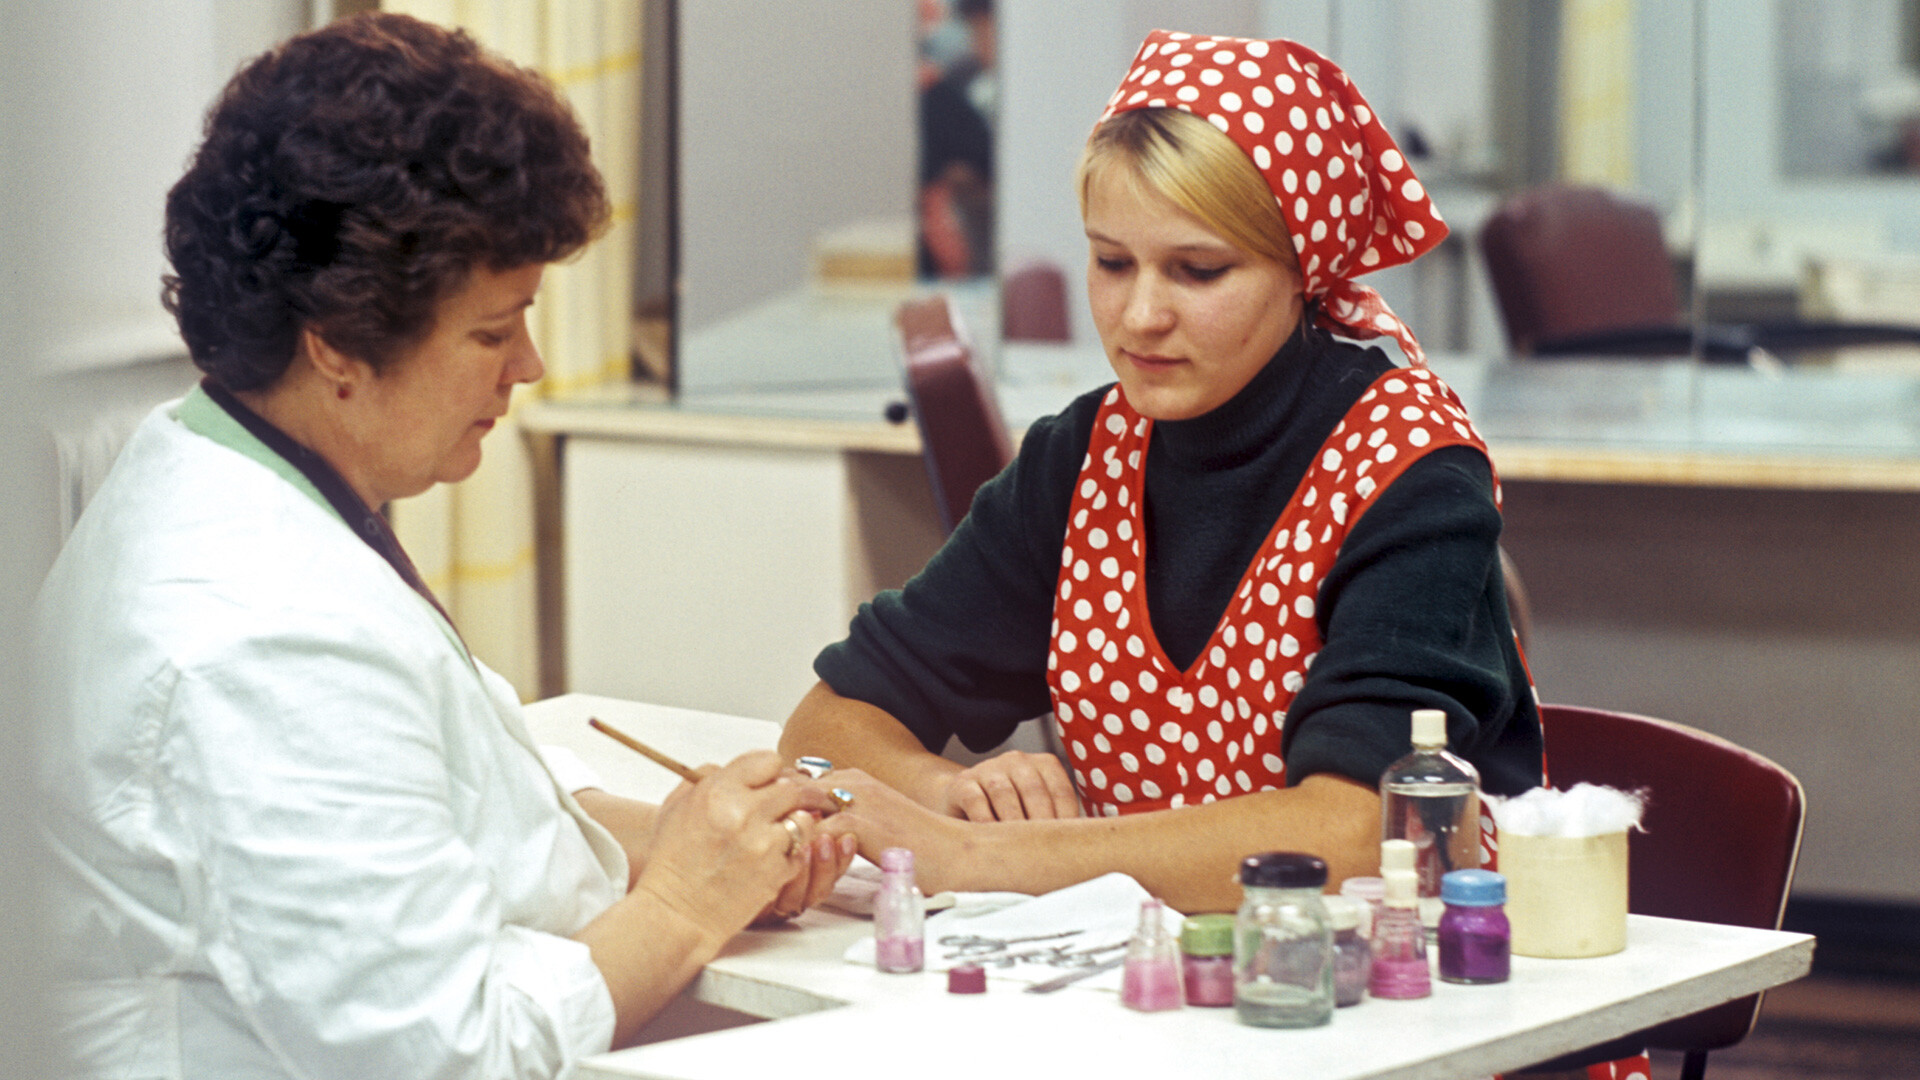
[815,769,971,895]
[635,751,838,942]
[941,751,1081,821]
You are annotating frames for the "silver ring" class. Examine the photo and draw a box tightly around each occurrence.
[795,756,833,780]
[829,787,855,812]
[780,813,805,857]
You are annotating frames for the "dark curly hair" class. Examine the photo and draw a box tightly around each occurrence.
[162,12,609,390]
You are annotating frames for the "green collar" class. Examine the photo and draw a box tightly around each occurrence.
[176,383,341,526]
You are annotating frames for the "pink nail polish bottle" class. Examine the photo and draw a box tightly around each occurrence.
[874,847,925,973]
[1121,898,1184,1011]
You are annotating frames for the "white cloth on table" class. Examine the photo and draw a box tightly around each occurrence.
[841,872,1182,992]
[34,397,627,1080]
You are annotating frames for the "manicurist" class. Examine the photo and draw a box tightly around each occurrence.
[33,15,850,1077]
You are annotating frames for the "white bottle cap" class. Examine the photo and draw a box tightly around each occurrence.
[1410,709,1448,748]
[1380,838,1416,875]
[1384,868,1420,908]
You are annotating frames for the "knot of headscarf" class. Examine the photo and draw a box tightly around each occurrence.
[1098,30,1446,365]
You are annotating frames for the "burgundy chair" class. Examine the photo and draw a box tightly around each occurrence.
[1536,704,1807,1080]
[1000,260,1071,343]
[896,295,1013,533]
[1479,184,1684,356]
[1480,184,1920,362]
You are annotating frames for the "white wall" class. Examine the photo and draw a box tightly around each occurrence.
[25,0,305,374]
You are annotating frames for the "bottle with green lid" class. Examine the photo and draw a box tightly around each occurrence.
[1180,914,1235,1007]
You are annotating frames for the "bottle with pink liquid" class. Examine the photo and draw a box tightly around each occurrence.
[874,847,925,973]
[1121,898,1184,1011]
[1367,866,1432,1000]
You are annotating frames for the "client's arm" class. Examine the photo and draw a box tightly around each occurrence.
[817,765,1379,914]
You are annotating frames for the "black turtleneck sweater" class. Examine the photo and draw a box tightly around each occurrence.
[815,324,1543,796]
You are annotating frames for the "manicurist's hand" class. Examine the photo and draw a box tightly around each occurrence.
[750,811,858,927]
[941,751,1082,821]
[634,751,837,940]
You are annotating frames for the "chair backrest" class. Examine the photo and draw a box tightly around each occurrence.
[1000,260,1072,343]
[1539,704,1806,1053]
[1480,185,1685,354]
[896,295,1014,534]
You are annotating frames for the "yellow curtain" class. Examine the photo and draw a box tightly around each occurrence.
[1559,0,1637,187]
[380,0,641,699]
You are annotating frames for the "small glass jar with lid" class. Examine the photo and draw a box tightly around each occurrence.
[1180,914,1236,1007]
[1323,894,1372,1007]
[1233,852,1334,1028]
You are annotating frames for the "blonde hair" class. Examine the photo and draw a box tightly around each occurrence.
[1077,108,1297,268]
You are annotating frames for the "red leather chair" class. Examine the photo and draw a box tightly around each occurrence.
[1537,704,1807,1080]
[896,295,1013,533]
[1000,260,1071,343]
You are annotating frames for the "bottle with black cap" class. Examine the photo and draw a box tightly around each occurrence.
[1232,852,1335,1028]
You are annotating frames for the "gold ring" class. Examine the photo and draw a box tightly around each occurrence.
[780,813,805,857]
[829,787,855,812]
[795,756,833,779]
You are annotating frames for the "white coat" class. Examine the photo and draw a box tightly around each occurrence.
[34,391,627,1079]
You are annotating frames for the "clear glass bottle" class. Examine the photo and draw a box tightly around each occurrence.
[1380,708,1482,932]
[1367,867,1432,1000]
[1233,852,1334,1028]
[873,847,925,973]
[1438,869,1511,984]
[1121,898,1184,1011]
[1323,895,1371,1007]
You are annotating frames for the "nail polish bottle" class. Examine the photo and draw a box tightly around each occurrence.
[1367,867,1431,1000]
[1438,869,1511,984]
[874,847,925,973]
[1121,898,1184,1011]
[1179,914,1236,1007]
[1324,895,1372,1007]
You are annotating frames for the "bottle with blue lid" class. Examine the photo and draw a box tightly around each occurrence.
[1438,869,1511,984]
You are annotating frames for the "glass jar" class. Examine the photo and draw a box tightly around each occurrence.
[1438,869,1511,984]
[1180,914,1236,1007]
[1233,852,1334,1028]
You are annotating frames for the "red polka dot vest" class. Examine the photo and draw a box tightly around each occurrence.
[1047,367,1499,818]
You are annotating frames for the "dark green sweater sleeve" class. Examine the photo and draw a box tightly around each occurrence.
[1282,445,1542,796]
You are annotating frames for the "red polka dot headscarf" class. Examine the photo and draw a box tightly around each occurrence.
[1098,30,1447,365]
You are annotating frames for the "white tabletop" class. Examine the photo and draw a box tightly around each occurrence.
[523,694,1815,1080]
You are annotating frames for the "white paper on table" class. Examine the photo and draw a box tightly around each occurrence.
[841,871,1184,993]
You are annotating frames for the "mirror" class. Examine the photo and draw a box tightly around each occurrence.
[671,0,915,397]
[916,0,998,281]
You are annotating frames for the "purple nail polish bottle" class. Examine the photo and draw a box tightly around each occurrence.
[1437,869,1510,984]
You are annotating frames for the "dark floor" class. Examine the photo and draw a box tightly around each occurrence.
[1646,974,1920,1080]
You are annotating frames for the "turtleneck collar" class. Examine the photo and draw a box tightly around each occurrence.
[1151,321,1322,472]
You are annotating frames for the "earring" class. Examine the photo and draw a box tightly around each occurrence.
[337,382,351,400]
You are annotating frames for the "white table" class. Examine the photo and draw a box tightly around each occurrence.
[524,693,1815,1080]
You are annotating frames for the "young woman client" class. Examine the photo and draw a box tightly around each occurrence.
[788,31,1543,915]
